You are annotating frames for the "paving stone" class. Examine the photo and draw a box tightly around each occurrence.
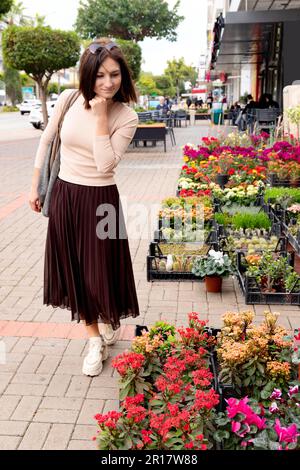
[17,354,44,374]
[0,436,22,450]
[11,337,36,354]
[5,383,47,396]
[0,395,22,420]
[0,420,28,436]
[39,396,83,411]
[65,376,91,398]
[33,409,79,424]
[72,424,98,440]
[36,356,62,375]
[18,423,51,450]
[43,424,74,450]
[45,374,72,397]
[67,439,97,450]
[77,399,105,425]
[11,373,52,385]
[11,396,42,421]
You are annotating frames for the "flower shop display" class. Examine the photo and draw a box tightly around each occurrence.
[146,242,211,282]
[236,251,300,304]
[215,311,300,400]
[214,390,300,450]
[280,204,300,255]
[213,182,264,208]
[191,249,234,292]
[93,314,220,450]
[92,311,300,451]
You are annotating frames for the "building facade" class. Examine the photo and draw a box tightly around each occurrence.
[207,0,300,107]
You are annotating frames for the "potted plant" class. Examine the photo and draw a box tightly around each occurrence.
[213,152,235,189]
[192,249,234,292]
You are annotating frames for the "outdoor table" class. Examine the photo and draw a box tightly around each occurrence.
[132,123,167,152]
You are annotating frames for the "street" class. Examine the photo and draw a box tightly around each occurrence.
[0,112,42,142]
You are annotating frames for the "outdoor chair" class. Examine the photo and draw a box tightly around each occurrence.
[164,117,176,146]
[137,112,153,122]
[254,108,281,133]
[174,110,188,127]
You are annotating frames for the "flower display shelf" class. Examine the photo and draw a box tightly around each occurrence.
[264,204,300,255]
[204,327,238,414]
[282,226,300,256]
[236,251,300,305]
[267,174,300,188]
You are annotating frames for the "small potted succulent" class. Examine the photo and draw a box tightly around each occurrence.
[192,249,234,292]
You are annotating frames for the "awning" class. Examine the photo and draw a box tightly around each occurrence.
[212,8,300,73]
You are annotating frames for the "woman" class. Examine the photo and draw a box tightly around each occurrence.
[28,38,140,377]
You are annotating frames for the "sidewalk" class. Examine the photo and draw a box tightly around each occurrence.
[0,122,299,450]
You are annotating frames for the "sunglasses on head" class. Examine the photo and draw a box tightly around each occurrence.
[88,42,119,54]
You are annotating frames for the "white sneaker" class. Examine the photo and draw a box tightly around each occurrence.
[82,336,109,377]
[101,324,121,346]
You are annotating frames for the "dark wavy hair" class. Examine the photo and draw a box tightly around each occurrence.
[79,37,137,109]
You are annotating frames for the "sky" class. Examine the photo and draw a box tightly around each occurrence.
[20,0,208,75]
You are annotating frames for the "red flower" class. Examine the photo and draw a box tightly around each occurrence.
[112,352,145,376]
[184,442,194,449]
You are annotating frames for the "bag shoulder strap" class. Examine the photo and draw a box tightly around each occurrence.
[57,89,81,133]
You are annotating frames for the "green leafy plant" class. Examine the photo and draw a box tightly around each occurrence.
[231,212,271,230]
[264,187,300,207]
[192,250,234,278]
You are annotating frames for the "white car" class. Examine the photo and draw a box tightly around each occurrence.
[29,100,57,129]
[18,99,41,115]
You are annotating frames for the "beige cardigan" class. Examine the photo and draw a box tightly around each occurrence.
[34,89,138,186]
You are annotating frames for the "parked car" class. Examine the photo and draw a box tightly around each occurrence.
[18,99,41,115]
[29,100,57,129]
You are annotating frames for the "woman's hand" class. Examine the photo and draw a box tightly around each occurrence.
[29,188,41,212]
[89,96,108,117]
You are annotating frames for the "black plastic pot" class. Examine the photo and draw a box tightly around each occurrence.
[216,174,229,189]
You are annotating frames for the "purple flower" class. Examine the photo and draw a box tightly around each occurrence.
[269,401,279,413]
[274,419,300,444]
[270,388,282,400]
[288,385,299,398]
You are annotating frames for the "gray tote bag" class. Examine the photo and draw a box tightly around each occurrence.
[37,90,80,217]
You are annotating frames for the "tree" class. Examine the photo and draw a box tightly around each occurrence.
[164,58,197,99]
[136,73,159,97]
[154,74,176,98]
[75,0,184,42]
[0,0,13,16]
[3,63,22,105]
[116,39,142,81]
[2,26,81,125]
[1,0,28,25]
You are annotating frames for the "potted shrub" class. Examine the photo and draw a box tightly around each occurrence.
[192,249,234,292]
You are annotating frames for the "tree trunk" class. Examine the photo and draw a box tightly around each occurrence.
[37,82,48,127]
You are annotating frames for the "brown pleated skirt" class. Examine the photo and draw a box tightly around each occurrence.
[44,177,140,329]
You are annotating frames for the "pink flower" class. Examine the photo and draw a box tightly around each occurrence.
[288,385,299,398]
[274,419,300,444]
[231,421,241,433]
[226,396,249,419]
[270,388,282,400]
[269,401,279,413]
[246,413,266,430]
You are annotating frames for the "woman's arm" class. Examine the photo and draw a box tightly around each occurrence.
[89,96,138,174]
[93,113,138,173]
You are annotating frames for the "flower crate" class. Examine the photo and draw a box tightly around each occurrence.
[264,203,300,255]
[236,251,300,305]
[146,241,206,282]
[267,173,300,188]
